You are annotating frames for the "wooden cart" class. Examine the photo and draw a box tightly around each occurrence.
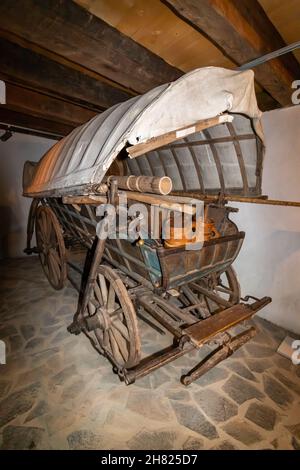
[23,67,272,385]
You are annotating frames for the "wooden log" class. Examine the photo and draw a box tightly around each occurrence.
[107,175,172,195]
[127,115,233,158]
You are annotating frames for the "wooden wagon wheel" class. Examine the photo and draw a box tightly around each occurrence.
[84,265,141,369]
[186,267,241,317]
[210,267,241,305]
[35,206,67,290]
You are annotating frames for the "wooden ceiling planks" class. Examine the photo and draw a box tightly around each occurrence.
[259,0,300,63]
[0,0,297,137]
[0,0,182,94]
[75,0,234,71]
[0,38,132,112]
[5,83,97,127]
[163,0,300,106]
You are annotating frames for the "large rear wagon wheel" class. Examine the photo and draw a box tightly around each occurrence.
[35,206,67,290]
[84,265,141,369]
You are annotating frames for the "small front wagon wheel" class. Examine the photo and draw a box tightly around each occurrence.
[35,205,67,290]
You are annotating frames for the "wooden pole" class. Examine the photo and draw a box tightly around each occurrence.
[171,191,300,208]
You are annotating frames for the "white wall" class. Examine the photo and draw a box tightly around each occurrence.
[0,133,54,258]
[232,105,300,334]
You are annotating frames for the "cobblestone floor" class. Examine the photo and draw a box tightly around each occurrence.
[0,257,299,450]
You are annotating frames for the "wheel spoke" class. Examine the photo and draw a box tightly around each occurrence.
[112,318,130,342]
[88,301,96,315]
[215,285,231,294]
[107,284,116,312]
[41,211,50,242]
[94,281,104,306]
[111,327,128,361]
[49,248,62,267]
[47,256,59,285]
[99,274,108,305]
[49,250,61,280]
[108,329,124,364]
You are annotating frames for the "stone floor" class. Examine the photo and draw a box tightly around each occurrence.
[0,257,300,450]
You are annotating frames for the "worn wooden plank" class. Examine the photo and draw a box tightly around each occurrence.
[0,37,132,111]
[164,0,300,106]
[183,303,257,347]
[4,83,96,126]
[0,0,182,94]
[127,115,232,158]
[62,195,107,205]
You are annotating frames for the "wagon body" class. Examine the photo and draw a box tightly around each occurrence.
[23,67,271,385]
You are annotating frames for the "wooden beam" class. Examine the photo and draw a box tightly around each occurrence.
[0,123,61,141]
[0,0,182,94]
[163,0,300,106]
[3,83,96,126]
[0,108,74,136]
[127,115,233,158]
[0,38,132,111]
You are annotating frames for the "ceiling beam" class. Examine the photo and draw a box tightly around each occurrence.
[0,109,74,137]
[163,0,300,106]
[2,83,96,127]
[0,0,182,94]
[0,37,132,111]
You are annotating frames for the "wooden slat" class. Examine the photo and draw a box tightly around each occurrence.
[62,195,107,205]
[183,303,257,347]
[226,122,249,194]
[127,115,232,158]
[164,0,300,106]
[0,37,131,111]
[202,128,225,192]
[0,0,182,94]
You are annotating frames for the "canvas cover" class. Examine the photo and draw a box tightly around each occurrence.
[23,67,264,197]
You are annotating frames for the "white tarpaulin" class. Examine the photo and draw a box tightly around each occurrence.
[24,67,263,197]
